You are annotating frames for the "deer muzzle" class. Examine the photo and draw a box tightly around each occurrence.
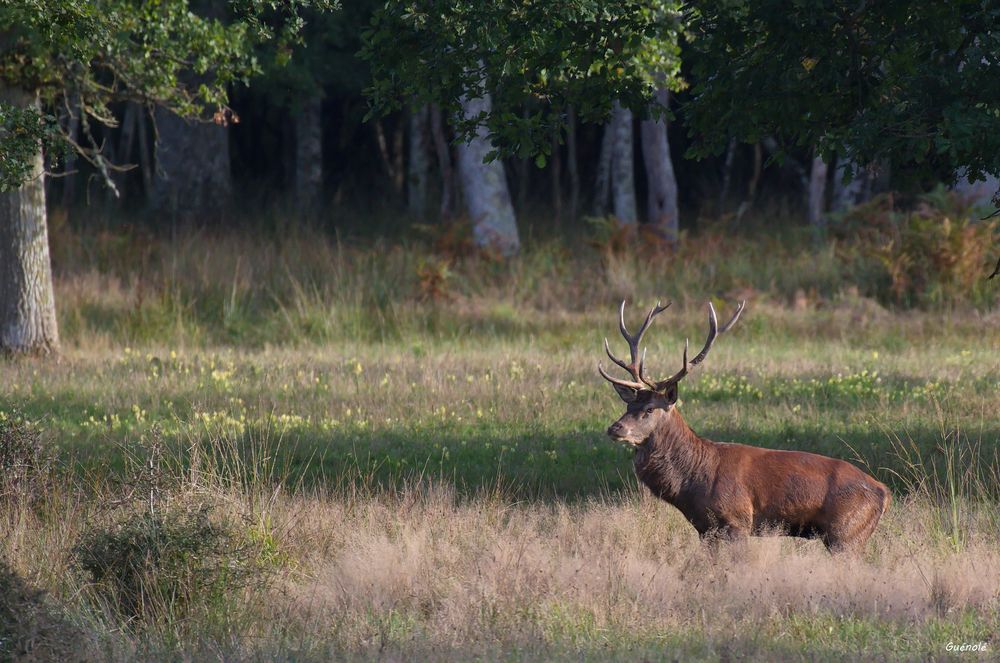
[607,421,630,442]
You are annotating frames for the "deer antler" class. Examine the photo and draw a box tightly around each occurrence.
[654,300,746,388]
[598,300,671,391]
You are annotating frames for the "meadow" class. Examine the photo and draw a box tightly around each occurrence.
[1,216,998,661]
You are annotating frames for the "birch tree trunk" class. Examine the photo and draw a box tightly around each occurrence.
[640,89,679,243]
[808,154,828,230]
[407,103,430,217]
[0,85,59,355]
[454,92,520,256]
[610,102,637,226]
[295,95,323,210]
[150,108,232,222]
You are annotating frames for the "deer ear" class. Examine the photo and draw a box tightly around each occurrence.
[663,382,679,404]
[611,383,639,403]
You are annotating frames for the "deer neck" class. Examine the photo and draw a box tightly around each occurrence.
[633,408,718,505]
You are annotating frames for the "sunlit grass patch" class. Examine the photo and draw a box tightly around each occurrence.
[2,229,998,660]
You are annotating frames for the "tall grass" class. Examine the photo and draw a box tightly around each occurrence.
[1,205,995,659]
[879,427,1000,553]
[1,419,997,661]
[49,204,998,350]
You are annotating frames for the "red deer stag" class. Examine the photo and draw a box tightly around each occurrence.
[599,300,890,554]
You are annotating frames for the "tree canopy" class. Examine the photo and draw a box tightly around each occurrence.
[362,0,1000,193]
[0,0,335,191]
[362,0,685,165]
[683,0,1000,190]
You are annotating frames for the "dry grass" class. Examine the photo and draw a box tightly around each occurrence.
[281,484,999,617]
[1,221,997,660]
[2,471,997,661]
[47,218,998,352]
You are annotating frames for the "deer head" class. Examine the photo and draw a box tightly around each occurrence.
[600,299,745,445]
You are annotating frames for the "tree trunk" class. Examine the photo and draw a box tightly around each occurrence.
[151,108,232,222]
[113,102,140,200]
[640,89,679,243]
[136,105,154,196]
[374,119,405,195]
[454,92,520,256]
[832,157,865,212]
[566,106,580,221]
[407,103,430,217]
[808,154,828,230]
[551,129,562,226]
[762,136,809,192]
[429,104,456,221]
[718,137,737,214]
[610,102,637,226]
[118,103,139,168]
[0,86,59,355]
[516,154,530,213]
[515,106,531,213]
[61,93,80,208]
[747,142,763,200]
[592,120,613,216]
[295,95,323,210]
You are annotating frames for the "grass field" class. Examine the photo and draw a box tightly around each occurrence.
[1,226,998,660]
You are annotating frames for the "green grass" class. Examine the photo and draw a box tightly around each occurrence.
[4,316,997,499]
[1,227,998,661]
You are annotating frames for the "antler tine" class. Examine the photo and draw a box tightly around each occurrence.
[617,299,630,343]
[606,300,641,381]
[606,300,672,383]
[638,347,659,390]
[654,301,746,390]
[634,300,671,345]
[688,302,720,367]
[601,300,672,390]
[658,337,689,387]
[604,337,631,373]
[597,363,646,391]
[718,299,747,333]
[691,300,746,366]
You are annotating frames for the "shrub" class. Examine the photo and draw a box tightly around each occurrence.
[830,187,999,307]
[73,497,260,625]
[584,215,638,256]
[415,257,453,302]
[413,220,477,261]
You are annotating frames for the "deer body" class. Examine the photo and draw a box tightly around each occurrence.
[623,406,889,552]
[599,300,890,554]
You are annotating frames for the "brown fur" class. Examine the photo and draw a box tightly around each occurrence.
[601,300,889,554]
[610,392,890,554]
